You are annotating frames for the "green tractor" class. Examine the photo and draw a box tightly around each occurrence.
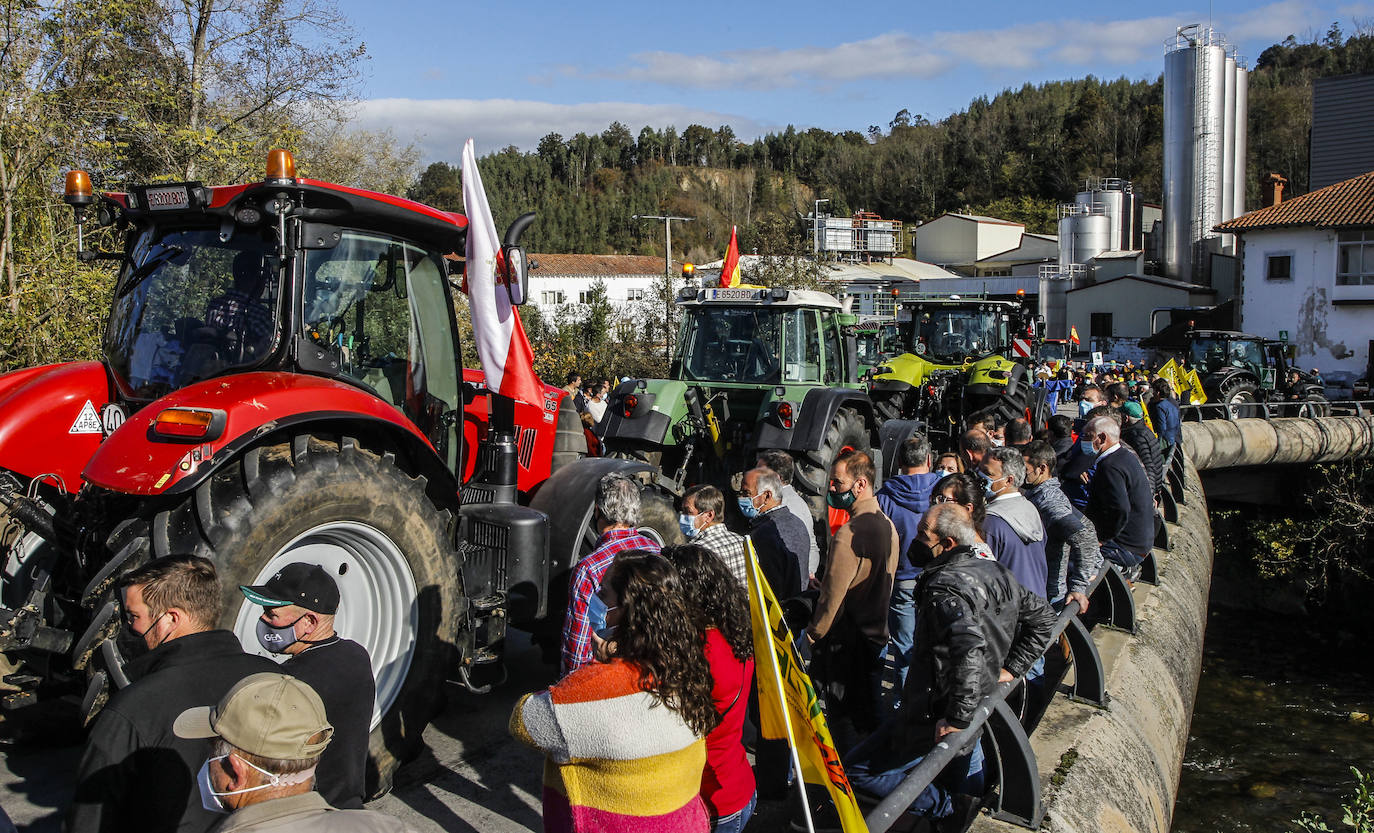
[867,293,1048,444]
[600,286,914,522]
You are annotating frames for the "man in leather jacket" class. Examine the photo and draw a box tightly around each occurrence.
[842,503,1056,823]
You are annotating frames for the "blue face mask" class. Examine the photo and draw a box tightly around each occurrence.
[678,513,700,539]
[587,590,617,640]
[738,495,761,520]
[1079,438,1097,457]
[1078,399,1094,417]
[976,471,998,498]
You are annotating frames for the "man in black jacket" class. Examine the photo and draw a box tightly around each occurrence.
[67,556,277,833]
[1083,416,1156,581]
[740,466,806,598]
[1119,401,1164,497]
[839,503,1056,823]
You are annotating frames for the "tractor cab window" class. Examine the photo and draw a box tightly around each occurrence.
[301,232,459,463]
[907,307,1006,362]
[105,227,281,399]
[782,310,822,383]
[820,313,843,383]
[679,306,782,383]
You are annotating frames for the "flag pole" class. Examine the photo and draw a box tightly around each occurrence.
[747,542,816,833]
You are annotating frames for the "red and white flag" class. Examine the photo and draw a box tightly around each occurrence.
[462,139,543,407]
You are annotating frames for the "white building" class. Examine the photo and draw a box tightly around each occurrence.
[526,253,670,315]
[1216,169,1374,385]
[912,213,1057,277]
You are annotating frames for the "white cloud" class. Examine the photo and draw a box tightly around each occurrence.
[351,98,773,161]
[572,4,1350,90]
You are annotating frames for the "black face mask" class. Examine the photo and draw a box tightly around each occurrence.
[909,540,943,568]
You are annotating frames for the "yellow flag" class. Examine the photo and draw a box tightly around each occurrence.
[745,541,868,832]
[1185,368,1209,404]
[1156,359,1184,397]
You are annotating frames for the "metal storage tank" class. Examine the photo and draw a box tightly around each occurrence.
[1070,213,1111,263]
[1077,186,1124,251]
[1039,270,1069,339]
[1120,189,1142,250]
[1233,62,1248,215]
[1163,25,1245,284]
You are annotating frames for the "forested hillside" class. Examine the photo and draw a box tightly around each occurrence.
[410,24,1374,262]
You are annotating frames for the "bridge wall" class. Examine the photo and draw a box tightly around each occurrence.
[978,416,1374,833]
[1181,414,1374,470]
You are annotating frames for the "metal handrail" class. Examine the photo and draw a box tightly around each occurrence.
[1178,397,1374,423]
[863,562,1124,832]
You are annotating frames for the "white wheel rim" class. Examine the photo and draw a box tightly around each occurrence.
[231,521,418,730]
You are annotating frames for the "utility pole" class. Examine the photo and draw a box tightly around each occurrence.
[633,213,694,363]
[813,198,829,256]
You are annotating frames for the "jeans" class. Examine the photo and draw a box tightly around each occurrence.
[712,791,757,833]
[844,734,986,819]
[1100,540,1144,569]
[886,580,918,705]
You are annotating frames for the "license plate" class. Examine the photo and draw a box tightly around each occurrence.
[703,288,765,301]
[144,186,189,210]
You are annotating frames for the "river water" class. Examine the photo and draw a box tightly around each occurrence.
[1173,603,1374,831]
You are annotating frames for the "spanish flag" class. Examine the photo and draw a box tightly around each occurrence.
[745,541,867,832]
[1069,325,1080,346]
[720,225,742,288]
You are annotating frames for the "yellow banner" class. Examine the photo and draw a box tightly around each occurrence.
[1156,359,1184,398]
[1185,368,1209,405]
[745,541,868,832]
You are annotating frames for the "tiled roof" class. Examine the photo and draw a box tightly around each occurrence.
[1215,169,1374,232]
[532,253,670,276]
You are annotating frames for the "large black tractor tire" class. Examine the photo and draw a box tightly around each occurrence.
[78,434,463,797]
[872,391,905,423]
[1302,394,1331,418]
[525,458,682,665]
[551,401,590,473]
[1220,379,1262,419]
[791,406,871,526]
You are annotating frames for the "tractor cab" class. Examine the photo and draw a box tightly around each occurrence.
[1185,331,1271,388]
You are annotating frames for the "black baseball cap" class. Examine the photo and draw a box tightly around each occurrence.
[240,563,340,614]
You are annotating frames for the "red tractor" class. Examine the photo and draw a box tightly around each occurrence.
[0,151,676,791]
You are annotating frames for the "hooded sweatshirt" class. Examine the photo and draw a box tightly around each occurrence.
[983,492,1049,598]
[875,472,944,581]
[1022,478,1104,601]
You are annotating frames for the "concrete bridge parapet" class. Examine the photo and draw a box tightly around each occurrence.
[1182,415,1374,471]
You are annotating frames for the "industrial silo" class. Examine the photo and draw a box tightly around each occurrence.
[1233,61,1248,214]
[1163,25,1247,284]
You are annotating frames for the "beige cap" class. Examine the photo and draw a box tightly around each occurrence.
[174,672,333,760]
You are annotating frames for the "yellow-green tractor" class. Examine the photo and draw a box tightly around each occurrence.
[867,294,1049,443]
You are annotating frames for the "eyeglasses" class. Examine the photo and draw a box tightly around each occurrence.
[932,494,959,504]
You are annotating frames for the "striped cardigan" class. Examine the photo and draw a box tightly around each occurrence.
[510,658,709,833]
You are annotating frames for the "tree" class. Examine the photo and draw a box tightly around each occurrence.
[407,161,462,210]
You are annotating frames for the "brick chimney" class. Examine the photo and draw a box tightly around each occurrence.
[1261,173,1287,208]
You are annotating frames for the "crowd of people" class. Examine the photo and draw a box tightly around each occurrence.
[67,556,410,832]
[511,370,1182,833]
[64,365,1181,833]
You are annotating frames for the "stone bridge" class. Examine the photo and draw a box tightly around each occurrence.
[967,413,1374,833]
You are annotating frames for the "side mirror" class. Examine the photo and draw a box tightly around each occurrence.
[501,212,536,306]
[501,245,529,305]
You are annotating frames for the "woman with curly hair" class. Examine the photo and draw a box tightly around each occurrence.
[510,550,718,833]
[661,544,756,833]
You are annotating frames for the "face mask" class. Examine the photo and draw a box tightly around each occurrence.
[197,754,317,814]
[827,487,856,511]
[989,437,1005,448]
[124,609,170,656]
[1079,438,1098,457]
[678,513,700,539]
[587,590,618,640]
[1078,399,1094,417]
[738,495,761,520]
[977,471,999,498]
[255,616,303,654]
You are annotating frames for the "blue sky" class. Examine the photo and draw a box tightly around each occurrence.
[342,0,1372,162]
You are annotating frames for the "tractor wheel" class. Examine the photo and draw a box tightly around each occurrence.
[604,447,664,469]
[792,406,871,525]
[872,392,904,424]
[1303,394,1330,418]
[81,434,462,797]
[1220,379,1261,419]
[525,459,681,665]
[551,401,589,473]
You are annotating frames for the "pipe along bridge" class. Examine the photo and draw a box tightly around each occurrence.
[860,412,1374,833]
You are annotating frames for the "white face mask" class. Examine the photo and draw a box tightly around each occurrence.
[197,754,317,813]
